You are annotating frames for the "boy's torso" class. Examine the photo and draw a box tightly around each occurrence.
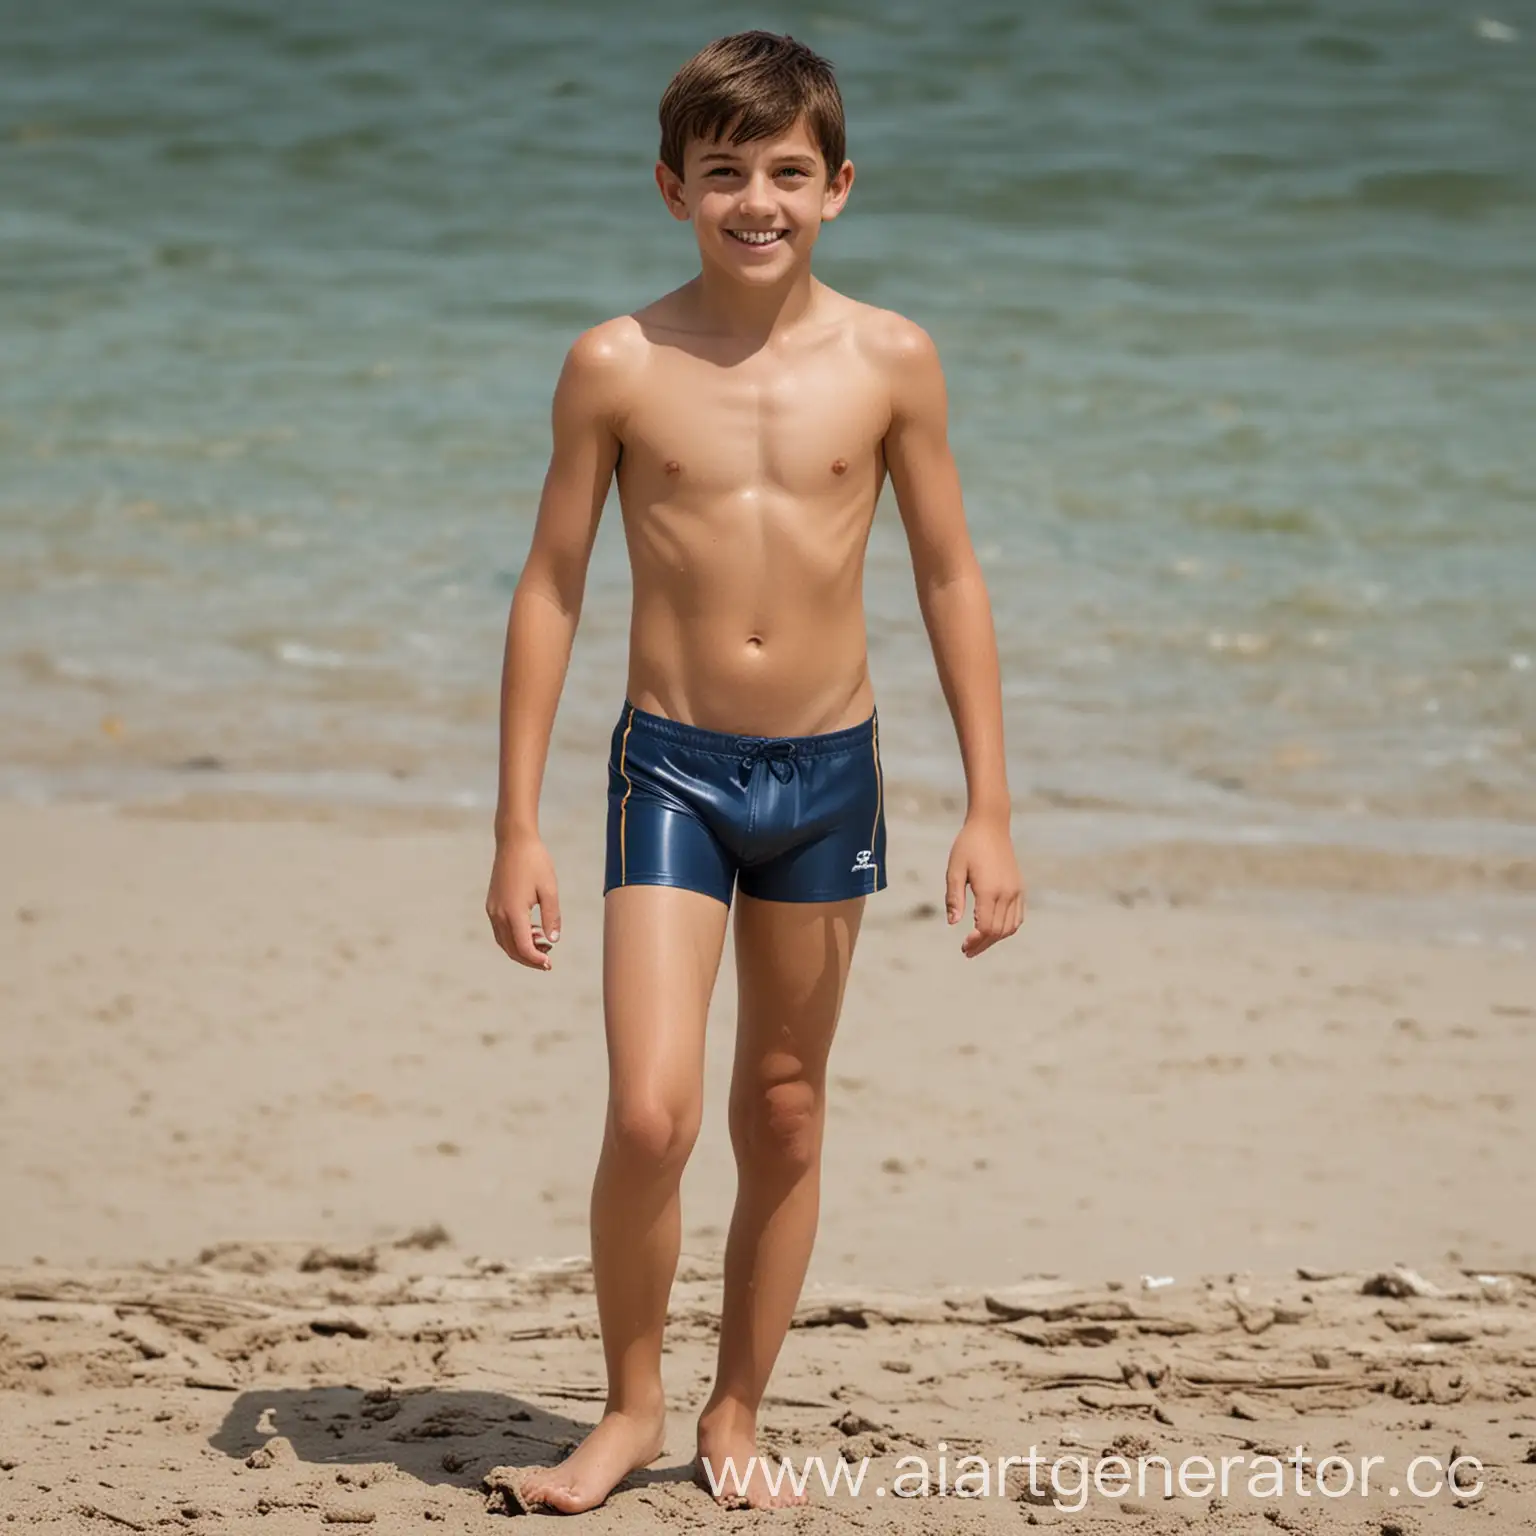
[600,282,901,741]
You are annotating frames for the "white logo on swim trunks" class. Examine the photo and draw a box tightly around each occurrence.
[851,849,873,872]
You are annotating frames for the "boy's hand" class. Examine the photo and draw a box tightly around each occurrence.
[945,814,1024,959]
[487,833,561,971]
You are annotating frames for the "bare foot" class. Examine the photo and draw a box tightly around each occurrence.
[518,1405,666,1514]
[695,1401,808,1510]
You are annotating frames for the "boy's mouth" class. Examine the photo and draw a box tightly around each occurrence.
[727,229,787,246]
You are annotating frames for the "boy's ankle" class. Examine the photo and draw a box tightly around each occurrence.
[605,1387,668,1422]
[697,1394,758,1432]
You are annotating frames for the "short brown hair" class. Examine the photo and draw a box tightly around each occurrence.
[658,31,845,179]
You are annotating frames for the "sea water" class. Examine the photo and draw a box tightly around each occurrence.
[1,0,1532,851]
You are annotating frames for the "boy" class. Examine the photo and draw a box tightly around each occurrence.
[485,31,1023,1511]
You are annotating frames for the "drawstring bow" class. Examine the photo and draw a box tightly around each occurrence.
[740,739,798,783]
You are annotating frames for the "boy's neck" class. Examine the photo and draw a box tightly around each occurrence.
[691,262,819,341]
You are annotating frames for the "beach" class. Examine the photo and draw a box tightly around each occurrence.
[4,799,1535,1528]
[4,0,1535,1525]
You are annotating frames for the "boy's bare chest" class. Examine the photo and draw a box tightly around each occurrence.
[621,348,889,497]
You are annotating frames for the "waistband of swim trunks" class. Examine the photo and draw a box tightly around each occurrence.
[619,700,877,758]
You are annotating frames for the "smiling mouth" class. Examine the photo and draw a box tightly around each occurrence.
[727,230,787,246]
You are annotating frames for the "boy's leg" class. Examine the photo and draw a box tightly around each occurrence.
[519,883,729,1514]
[695,892,865,1508]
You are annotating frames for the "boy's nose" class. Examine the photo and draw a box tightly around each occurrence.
[738,174,777,215]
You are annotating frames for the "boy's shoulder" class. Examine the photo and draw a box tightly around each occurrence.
[569,284,695,359]
[565,312,649,374]
[560,288,691,391]
[556,314,649,423]
[845,298,940,373]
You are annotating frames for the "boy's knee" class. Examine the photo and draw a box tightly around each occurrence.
[733,1078,823,1170]
[607,1095,699,1169]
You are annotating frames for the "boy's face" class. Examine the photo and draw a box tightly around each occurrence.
[655,115,854,284]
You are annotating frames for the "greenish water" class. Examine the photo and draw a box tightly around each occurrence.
[2,0,1533,848]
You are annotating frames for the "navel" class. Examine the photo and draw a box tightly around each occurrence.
[664,459,681,476]
[832,458,848,475]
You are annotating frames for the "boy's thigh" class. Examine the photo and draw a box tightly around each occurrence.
[605,791,736,907]
[601,883,731,1098]
[730,894,866,1077]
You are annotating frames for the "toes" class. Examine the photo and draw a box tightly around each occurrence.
[520,1479,575,1512]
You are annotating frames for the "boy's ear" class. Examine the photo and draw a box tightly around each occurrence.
[820,158,855,222]
[655,161,691,222]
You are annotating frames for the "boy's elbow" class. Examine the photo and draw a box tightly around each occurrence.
[515,550,586,621]
[913,540,984,598]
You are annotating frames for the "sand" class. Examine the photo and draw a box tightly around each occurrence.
[3,798,1534,1529]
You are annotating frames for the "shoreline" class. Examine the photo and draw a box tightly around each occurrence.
[3,780,1531,950]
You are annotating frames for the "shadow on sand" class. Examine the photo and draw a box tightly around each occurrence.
[209,1386,694,1503]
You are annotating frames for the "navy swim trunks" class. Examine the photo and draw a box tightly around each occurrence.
[604,701,888,906]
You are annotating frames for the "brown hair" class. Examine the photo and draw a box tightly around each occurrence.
[658,31,845,179]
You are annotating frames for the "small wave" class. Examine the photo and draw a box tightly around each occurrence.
[926,165,1144,222]
[1205,1,1316,25]
[329,67,411,100]
[1301,34,1380,66]
[281,125,399,177]
[1185,502,1319,536]
[1204,150,1295,176]
[1354,169,1525,220]
[1273,169,1529,221]
[12,650,115,692]
[273,29,352,62]
[276,642,348,670]
[159,138,245,167]
[1474,17,1519,43]
[197,7,279,38]
[1205,629,1273,658]
[154,241,231,270]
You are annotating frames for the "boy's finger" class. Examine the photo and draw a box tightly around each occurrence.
[537,886,562,945]
[945,863,965,924]
[962,895,1005,957]
[491,912,517,959]
[510,912,552,970]
[962,926,996,958]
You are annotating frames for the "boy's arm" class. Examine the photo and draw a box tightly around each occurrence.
[487,324,630,970]
[880,318,1024,957]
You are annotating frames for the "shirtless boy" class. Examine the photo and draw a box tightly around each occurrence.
[485,31,1023,1512]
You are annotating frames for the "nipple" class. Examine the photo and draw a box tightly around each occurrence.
[832,458,847,475]
[664,460,680,476]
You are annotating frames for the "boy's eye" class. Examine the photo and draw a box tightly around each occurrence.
[704,166,810,179]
